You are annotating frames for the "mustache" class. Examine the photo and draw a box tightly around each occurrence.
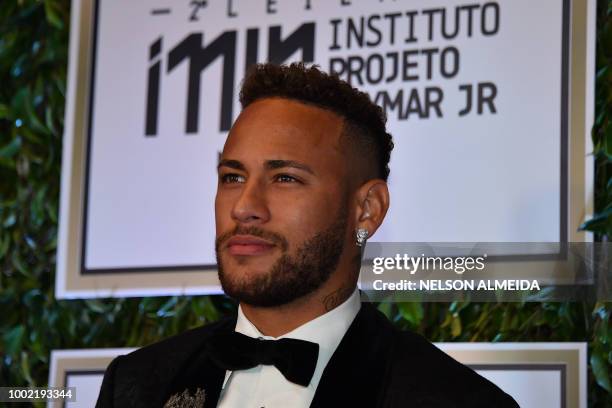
[215,226,289,252]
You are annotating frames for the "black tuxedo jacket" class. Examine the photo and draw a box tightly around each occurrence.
[96,303,519,407]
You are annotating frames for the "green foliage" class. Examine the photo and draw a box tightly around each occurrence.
[0,1,236,404]
[0,1,610,407]
[577,1,612,403]
[582,0,612,236]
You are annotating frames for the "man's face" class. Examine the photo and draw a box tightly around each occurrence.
[215,98,351,307]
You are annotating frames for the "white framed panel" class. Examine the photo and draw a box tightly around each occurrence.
[48,348,136,408]
[57,0,596,298]
[437,342,587,408]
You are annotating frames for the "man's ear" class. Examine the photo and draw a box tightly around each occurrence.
[353,179,390,238]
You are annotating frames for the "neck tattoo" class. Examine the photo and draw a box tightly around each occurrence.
[322,286,354,312]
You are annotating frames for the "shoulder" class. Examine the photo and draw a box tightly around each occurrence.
[390,330,518,407]
[358,305,518,407]
[115,315,235,371]
[96,316,235,407]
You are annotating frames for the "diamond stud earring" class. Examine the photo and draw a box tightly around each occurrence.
[356,228,369,247]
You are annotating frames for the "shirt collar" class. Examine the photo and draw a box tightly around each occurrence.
[222,288,361,389]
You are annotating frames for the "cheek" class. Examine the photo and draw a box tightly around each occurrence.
[270,193,337,238]
[214,192,232,234]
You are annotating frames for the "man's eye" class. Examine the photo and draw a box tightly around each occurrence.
[220,174,245,183]
[275,174,299,183]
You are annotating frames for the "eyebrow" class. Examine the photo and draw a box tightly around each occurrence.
[217,159,314,175]
[265,160,314,175]
[217,159,245,171]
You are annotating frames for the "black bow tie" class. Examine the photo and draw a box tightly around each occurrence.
[207,331,319,387]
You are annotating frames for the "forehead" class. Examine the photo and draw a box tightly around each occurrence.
[222,98,345,164]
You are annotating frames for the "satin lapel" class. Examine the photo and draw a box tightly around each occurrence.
[309,303,394,408]
[160,315,237,408]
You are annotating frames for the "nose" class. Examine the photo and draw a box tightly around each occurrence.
[231,178,271,224]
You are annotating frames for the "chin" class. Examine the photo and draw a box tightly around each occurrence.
[218,256,273,282]
[218,269,267,304]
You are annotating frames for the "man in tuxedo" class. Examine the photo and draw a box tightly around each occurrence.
[97,63,518,407]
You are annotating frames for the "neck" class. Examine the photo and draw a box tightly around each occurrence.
[240,283,356,338]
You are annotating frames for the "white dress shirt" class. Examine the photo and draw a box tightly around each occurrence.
[217,288,361,408]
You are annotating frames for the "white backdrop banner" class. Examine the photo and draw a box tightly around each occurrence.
[57,0,595,297]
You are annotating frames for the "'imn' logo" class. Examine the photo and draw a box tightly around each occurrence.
[145,23,315,136]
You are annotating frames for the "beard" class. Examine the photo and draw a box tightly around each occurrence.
[215,210,348,307]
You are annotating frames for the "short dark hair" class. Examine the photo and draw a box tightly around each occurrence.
[239,63,394,182]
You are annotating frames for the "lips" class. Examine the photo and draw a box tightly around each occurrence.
[226,235,276,256]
